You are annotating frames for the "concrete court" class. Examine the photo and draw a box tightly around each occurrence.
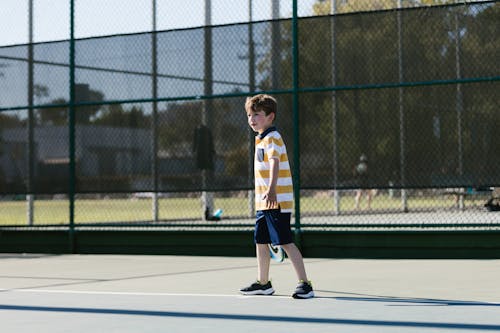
[0,254,499,333]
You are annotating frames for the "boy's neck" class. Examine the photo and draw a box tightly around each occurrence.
[258,126,276,139]
[258,125,272,134]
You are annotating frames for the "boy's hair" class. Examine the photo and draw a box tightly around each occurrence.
[245,94,277,117]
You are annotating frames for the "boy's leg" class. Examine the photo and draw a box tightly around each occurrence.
[259,210,313,298]
[239,211,275,296]
[281,243,308,282]
[240,243,274,295]
[281,243,314,299]
[262,210,307,282]
[256,243,271,283]
[240,247,274,295]
[355,190,361,209]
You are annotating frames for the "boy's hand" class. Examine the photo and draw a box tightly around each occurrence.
[265,157,279,209]
[263,189,278,209]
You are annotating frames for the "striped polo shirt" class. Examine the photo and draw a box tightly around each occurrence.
[254,127,294,213]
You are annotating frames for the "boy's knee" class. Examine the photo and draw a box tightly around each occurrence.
[280,243,296,251]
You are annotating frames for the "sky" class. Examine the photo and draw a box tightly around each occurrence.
[0,0,319,47]
[0,0,323,110]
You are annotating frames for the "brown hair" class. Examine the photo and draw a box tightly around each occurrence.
[245,94,277,117]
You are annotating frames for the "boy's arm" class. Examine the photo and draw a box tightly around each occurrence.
[264,157,280,209]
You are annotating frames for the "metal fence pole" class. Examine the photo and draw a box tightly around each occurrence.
[292,0,301,247]
[27,0,34,225]
[68,0,76,252]
[398,0,408,212]
[201,0,214,220]
[271,0,280,90]
[455,2,464,210]
[331,0,340,215]
[247,0,255,218]
[151,0,159,222]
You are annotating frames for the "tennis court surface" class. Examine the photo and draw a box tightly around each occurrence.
[1,254,499,333]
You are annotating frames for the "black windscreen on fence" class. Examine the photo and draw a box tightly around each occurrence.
[0,2,498,195]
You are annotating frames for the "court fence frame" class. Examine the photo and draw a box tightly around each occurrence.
[0,0,499,256]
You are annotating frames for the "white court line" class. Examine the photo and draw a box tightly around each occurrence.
[0,288,293,299]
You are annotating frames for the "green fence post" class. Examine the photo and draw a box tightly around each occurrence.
[27,0,35,226]
[68,0,76,253]
[152,0,159,222]
[397,0,408,213]
[292,0,301,249]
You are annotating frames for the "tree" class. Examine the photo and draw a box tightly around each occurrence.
[253,0,498,188]
[158,101,202,158]
[313,0,401,15]
[38,85,105,125]
[0,114,24,189]
[269,0,403,186]
[92,104,150,128]
[460,4,500,183]
[38,98,69,126]
[33,84,49,103]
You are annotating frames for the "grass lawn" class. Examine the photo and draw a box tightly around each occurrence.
[0,193,474,225]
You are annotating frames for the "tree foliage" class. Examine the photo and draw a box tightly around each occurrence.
[92,104,150,128]
[255,1,499,188]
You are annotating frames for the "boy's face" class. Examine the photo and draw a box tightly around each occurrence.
[247,109,274,134]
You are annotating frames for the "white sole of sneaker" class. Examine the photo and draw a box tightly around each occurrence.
[292,291,314,299]
[240,288,275,296]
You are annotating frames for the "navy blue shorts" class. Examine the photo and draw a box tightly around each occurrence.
[254,209,293,245]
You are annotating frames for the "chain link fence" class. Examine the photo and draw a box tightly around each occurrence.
[0,0,498,230]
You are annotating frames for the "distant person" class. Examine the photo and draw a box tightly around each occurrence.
[485,188,500,212]
[354,154,373,210]
[239,94,314,299]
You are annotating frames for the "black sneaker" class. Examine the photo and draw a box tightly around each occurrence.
[292,280,314,299]
[239,281,275,295]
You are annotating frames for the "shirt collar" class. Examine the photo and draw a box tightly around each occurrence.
[257,126,276,140]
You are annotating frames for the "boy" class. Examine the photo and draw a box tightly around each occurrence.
[239,94,314,299]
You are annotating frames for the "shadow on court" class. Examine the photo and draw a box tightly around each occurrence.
[1,303,500,331]
[315,290,500,307]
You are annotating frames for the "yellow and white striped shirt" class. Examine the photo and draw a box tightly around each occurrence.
[254,127,293,212]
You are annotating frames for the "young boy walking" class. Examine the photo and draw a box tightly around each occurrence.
[239,94,314,299]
